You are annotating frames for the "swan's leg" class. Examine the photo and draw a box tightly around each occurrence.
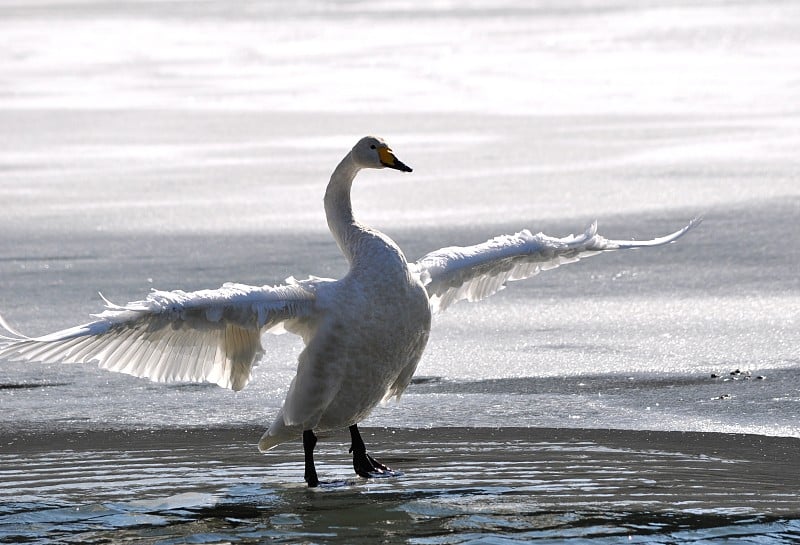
[303,429,319,487]
[349,424,397,478]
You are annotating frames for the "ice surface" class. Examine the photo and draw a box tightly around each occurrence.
[0,0,798,437]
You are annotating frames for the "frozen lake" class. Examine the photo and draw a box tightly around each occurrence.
[1,0,798,438]
[0,1,799,542]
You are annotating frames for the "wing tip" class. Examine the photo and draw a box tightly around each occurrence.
[667,215,703,243]
[688,215,704,230]
[0,313,30,341]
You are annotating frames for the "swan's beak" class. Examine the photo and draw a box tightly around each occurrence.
[378,147,413,172]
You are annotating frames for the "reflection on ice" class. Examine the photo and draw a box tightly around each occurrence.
[1,1,797,117]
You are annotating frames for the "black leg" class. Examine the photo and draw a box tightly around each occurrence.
[303,429,319,487]
[348,424,398,479]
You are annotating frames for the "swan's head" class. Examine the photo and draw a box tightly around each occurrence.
[351,136,412,173]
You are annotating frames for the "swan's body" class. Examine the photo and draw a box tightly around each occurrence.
[0,136,699,486]
[263,147,431,449]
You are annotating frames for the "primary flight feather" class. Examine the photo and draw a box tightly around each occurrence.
[0,136,698,486]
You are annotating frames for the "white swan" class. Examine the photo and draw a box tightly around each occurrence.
[0,136,699,486]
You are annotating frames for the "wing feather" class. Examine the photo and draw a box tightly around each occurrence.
[412,219,700,314]
[0,281,318,391]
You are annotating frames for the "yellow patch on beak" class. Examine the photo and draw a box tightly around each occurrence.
[378,147,413,172]
[378,147,397,167]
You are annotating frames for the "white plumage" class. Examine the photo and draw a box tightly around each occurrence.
[1,282,315,391]
[413,220,698,314]
[0,136,698,484]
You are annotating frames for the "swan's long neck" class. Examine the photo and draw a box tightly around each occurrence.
[324,151,366,265]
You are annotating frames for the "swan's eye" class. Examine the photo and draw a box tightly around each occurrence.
[370,144,377,150]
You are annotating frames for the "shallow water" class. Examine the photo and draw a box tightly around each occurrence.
[2,428,799,544]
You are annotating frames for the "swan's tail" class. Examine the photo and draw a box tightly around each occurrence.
[258,410,301,452]
[259,428,301,452]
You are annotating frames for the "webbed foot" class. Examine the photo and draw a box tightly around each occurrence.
[349,423,403,480]
[352,450,402,479]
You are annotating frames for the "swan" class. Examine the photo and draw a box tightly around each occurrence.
[0,136,699,487]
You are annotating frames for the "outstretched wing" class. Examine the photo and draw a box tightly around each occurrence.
[411,219,700,314]
[0,281,318,391]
